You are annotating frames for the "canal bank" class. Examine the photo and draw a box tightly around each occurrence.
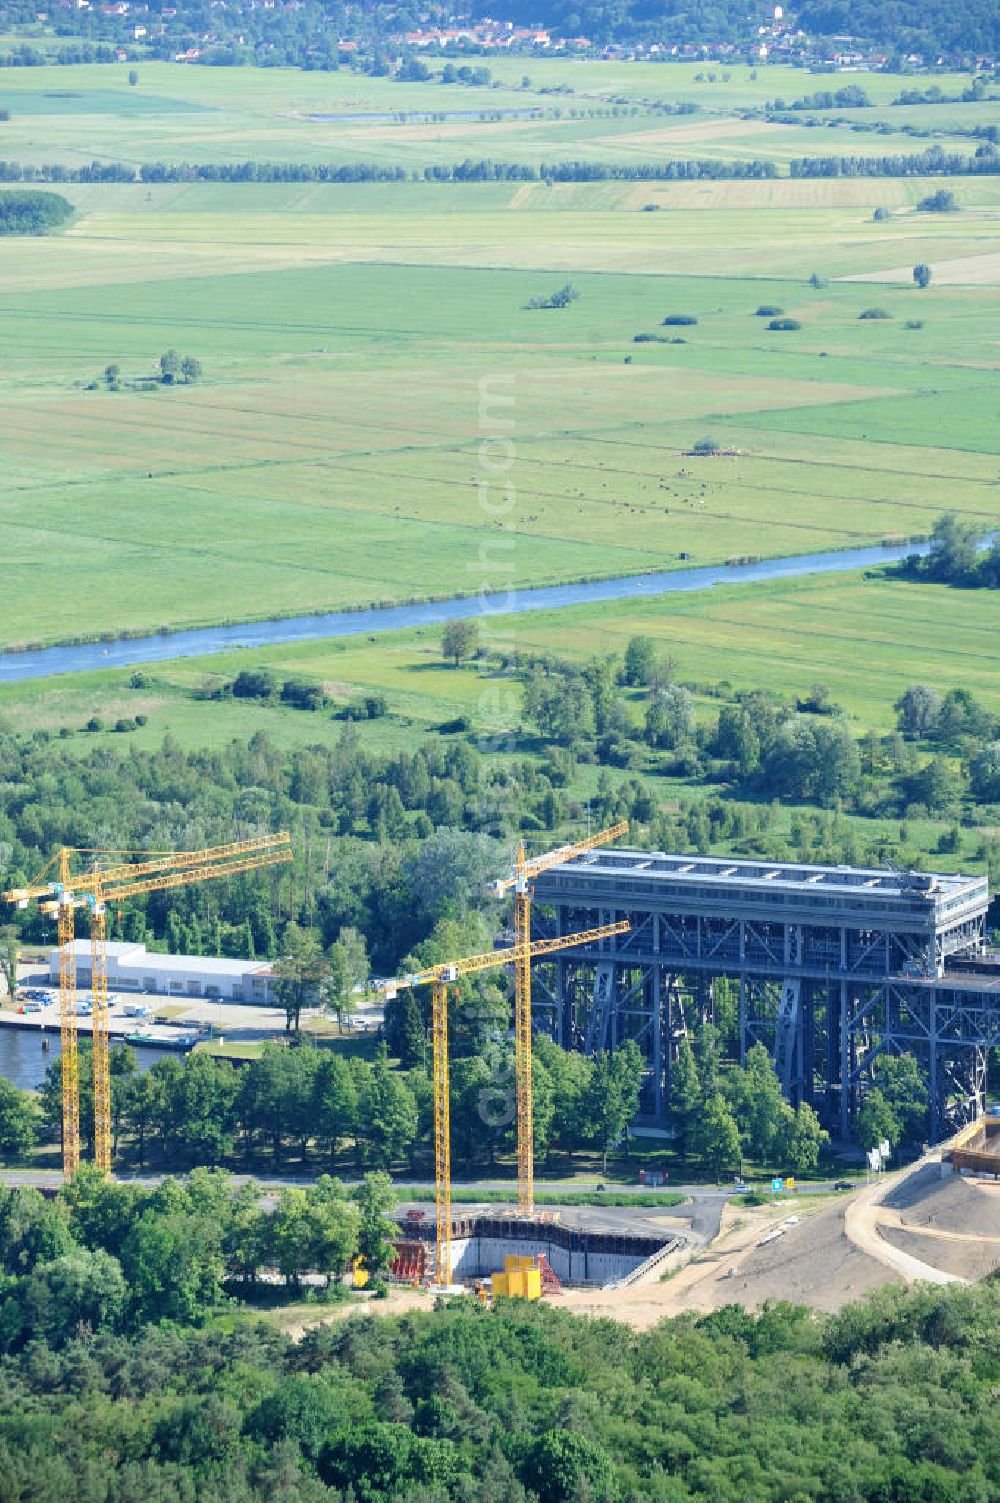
[0,540,941,684]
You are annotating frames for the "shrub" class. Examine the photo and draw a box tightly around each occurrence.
[343,693,387,720]
[691,436,720,455]
[113,718,136,733]
[768,317,801,331]
[0,189,73,236]
[859,308,892,320]
[662,314,697,326]
[872,206,892,221]
[85,717,103,732]
[755,304,783,316]
[527,281,580,310]
[904,319,924,330]
[280,678,326,711]
[232,669,277,701]
[917,188,958,213]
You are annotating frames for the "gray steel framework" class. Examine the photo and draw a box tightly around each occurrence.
[530,850,993,1140]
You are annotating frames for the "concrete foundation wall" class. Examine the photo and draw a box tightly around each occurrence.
[446,1235,646,1286]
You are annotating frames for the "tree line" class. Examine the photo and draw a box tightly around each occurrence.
[8,1008,923,1182]
[0,155,779,184]
[7,150,1000,188]
[790,147,1000,177]
[14,1024,647,1180]
[0,1165,400,1345]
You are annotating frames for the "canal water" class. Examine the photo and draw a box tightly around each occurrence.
[0,538,936,684]
[0,1028,169,1092]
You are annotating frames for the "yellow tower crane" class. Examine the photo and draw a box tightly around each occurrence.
[488,821,629,1214]
[3,833,293,1180]
[382,917,629,1287]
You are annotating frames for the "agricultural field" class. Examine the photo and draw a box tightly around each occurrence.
[2,163,1000,648]
[1,62,1000,749]
[0,60,987,170]
[0,59,986,167]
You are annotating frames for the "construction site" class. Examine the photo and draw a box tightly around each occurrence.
[8,827,1000,1314]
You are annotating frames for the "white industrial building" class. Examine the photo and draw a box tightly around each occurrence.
[48,941,278,1004]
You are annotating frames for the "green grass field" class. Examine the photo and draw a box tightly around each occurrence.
[4,217,1000,650]
[0,59,988,170]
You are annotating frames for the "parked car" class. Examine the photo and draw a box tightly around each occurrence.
[833,1180,856,1191]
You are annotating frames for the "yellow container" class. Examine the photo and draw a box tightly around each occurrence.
[492,1259,542,1300]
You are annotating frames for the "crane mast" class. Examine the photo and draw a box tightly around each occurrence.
[90,875,111,1175]
[57,847,81,1178]
[491,822,629,1212]
[513,855,534,1215]
[4,833,292,1180]
[383,917,629,1285]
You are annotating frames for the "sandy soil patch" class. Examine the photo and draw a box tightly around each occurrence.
[560,1199,896,1329]
[879,1224,1000,1281]
[884,1162,1000,1236]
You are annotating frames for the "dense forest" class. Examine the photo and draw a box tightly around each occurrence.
[798,0,1000,57]
[0,1166,998,1503]
[480,0,1000,52]
[466,0,774,48]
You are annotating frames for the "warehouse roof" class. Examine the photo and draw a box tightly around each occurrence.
[52,941,273,976]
